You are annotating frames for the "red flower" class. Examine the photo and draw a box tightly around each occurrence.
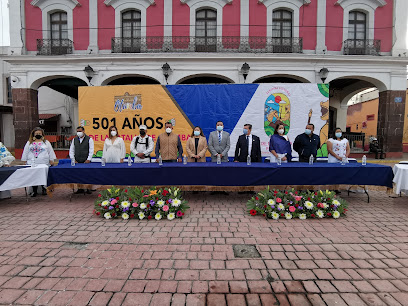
[96,212,100,216]
[98,194,102,197]
[111,213,116,217]
[124,189,128,193]
[182,213,184,216]
[314,192,318,196]
[98,204,101,207]
[162,190,169,196]
[295,191,298,195]
[141,189,144,193]
[327,198,331,201]
[148,215,152,220]
[276,198,282,203]
[147,204,150,208]
[327,213,332,216]
[295,204,299,208]
[255,197,259,200]
[129,198,132,202]
[130,214,134,218]
[274,190,278,194]
[307,197,311,201]
[115,205,119,209]
[311,214,315,218]
[281,213,284,217]
[264,205,267,209]
[285,191,288,194]
[250,210,257,216]
[116,197,119,200]
[263,214,266,217]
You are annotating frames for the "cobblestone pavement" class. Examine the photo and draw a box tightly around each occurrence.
[0,189,407,305]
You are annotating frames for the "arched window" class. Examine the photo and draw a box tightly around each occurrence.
[121,10,141,52]
[195,9,217,52]
[272,9,293,53]
[50,11,69,55]
[348,11,367,41]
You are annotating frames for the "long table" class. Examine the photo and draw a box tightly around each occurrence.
[47,162,394,189]
[0,164,49,192]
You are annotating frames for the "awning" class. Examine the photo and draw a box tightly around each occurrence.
[39,114,60,120]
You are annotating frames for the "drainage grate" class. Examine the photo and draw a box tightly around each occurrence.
[232,244,261,258]
[62,242,89,250]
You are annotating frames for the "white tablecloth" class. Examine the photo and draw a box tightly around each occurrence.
[393,164,408,194]
[0,164,49,192]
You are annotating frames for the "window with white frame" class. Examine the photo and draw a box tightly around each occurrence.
[272,9,293,39]
[195,9,217,52]
[348,11,367,41]
[50,11,68,41]
[121,10,142,52]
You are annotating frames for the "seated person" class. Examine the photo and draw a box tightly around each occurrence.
[369,138,384,159]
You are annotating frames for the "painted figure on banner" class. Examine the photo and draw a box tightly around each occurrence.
[130,125,154,163]
[208,121,230,162]
[264,93,291,136]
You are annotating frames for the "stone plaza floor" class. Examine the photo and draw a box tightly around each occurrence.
[0,188,407,305]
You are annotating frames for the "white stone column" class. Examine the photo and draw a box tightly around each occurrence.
[164,0,172,49]
[9,0,25,55]
[315,0,327,54]
[392,0,408,56]
[88,0,99,53]
[240,0,249,50]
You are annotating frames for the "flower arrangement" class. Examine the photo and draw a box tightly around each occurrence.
[94,186,189,220]
[247,188,348,220]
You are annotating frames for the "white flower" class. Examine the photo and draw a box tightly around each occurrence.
[172,199,181,207]
[285,212,292,220]
[278,204,285,211]
[167,212,175,220]
[322,203,329,209]
[333,211,340,219]
[174,189,178,197]
[101,200,109,207]
[138,212,145,219]
[267,199,275,205]
[299,214,307,220]
[332,199,341,206]
[140,203,147,209]
[122,213,129,220]
[305,201,314,210]
[121,201,130,208]
[155,213,162,220]
[104,212,111,219]
[316,210,324,218]
[157,200,165,207]
[272,212,279,220]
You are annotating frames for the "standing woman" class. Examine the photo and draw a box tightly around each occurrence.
[269,123,292,162]
[327,127,350,163]
[186,126,208,162]
[21,127,56,197]
[102,126,126,163]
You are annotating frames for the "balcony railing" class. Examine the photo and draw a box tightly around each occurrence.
[343,39,381,56]
[111,36,303,54]
[37,39,73,55]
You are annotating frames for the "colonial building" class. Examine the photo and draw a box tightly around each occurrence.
[4,0,408,157]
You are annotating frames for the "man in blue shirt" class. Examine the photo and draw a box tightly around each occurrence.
[293,123,320,162]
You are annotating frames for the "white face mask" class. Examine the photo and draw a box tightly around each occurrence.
[278,129,284,135]
[165,127,172,134]
[77,132,84,138]
[111,131,117,137]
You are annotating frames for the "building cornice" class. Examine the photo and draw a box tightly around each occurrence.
[31,0,81,8]
[104,0,155,8]
[335,0,386,9]
[181,0,232,4]
[258,0,310,7]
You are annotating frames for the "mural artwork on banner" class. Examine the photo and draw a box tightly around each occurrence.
[78,84,329,158]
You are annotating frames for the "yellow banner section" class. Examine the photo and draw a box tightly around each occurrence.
[78,85,194,157]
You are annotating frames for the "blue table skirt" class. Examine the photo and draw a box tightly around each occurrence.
[47,162,394,188]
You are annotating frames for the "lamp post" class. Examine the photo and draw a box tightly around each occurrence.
[162,63,171,84]
[319,68,329,83]
[241,62,250,83]
[84,65,95,85]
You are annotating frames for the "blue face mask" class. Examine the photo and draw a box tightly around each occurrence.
[305,129,312,135]
[194,131,200,136]
[243,128,248,135]
[335,132,342,138]
[217,126,223,131]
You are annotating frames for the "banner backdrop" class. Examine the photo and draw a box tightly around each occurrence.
[78,83,329,158]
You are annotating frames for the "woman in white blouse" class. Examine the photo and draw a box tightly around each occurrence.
[21,127,56,196]
[327,127,350,163]
[102,126,126,163]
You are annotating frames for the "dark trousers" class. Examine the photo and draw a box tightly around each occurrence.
[299,156,313,163]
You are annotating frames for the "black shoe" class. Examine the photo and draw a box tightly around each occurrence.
[74,189,85,194]
[42,187,47,195]
[85,189,92,194]
[221,191,229,195]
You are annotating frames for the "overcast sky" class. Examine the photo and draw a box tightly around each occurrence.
[0,0,10,46]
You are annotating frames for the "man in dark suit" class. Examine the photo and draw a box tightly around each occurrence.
[234,124,262,162]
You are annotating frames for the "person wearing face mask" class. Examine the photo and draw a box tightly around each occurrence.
[21,127,56,197]
[269,123,292,162]
[293,123,321,162]
[102,126,126,163]
[186,126,208,163]
[69,126,94,194]
[208,121,230,162]
[155,120,183,163]
[234,124,262,162]
[130,125,154,163]
[327,128,350,163]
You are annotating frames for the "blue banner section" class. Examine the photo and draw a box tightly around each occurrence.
[166,84,259,137]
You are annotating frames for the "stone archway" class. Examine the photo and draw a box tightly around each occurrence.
[176,74,234,84]
[102,75,160,86]
[253,74,310,83]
